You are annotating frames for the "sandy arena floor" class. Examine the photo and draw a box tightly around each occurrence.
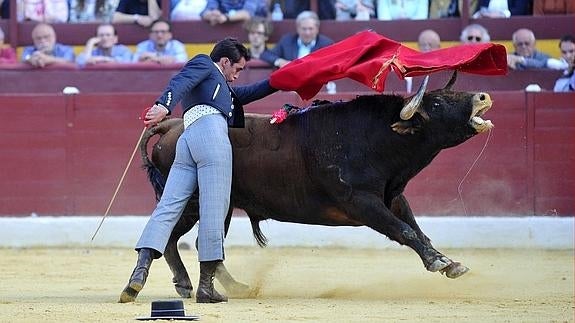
[0,247,573,322]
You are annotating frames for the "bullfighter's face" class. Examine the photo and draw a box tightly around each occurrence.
[221,57,246,82]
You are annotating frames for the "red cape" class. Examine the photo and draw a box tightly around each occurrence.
[269,30,508,100]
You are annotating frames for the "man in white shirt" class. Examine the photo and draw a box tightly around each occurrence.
[259,11,333,68]
[133,20,188,64]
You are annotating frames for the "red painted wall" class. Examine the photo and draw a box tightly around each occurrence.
[0,91,573,217]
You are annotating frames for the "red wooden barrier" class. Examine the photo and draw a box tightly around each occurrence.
[0,91,573,217]
[0,65,565,93]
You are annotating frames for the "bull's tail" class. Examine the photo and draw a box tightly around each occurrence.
[249,218,268,248]
[139,123,169,201]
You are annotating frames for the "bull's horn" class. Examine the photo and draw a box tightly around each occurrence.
[444,71,458,90]
[400,75,429,120]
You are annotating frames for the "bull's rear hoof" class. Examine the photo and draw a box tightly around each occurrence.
[119,283,142,303]
[175,284,193,298]
[441,262,469,279]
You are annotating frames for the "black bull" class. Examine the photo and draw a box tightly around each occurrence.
[137,74,494,298]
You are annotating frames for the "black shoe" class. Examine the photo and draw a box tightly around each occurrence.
[196,261,228,303]
[119,248,155,303]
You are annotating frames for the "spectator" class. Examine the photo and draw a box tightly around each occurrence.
[546,35,573,71]
[460,24,491,44]
[335,0,375,20]
[69,0,119,22]
[21,23,75,68]
[112,0,161,28]
[201,0,267,26]
[555,71,575,92]
[76,24,132,66]
[170,0,207,21]
[507,28,551,70]
[0,26,17,64]
[243,17,272,60]
[552,35,575,92]
[376,0,428,20]
[556,35,575,70]
[17,0,69,22]
[473,0,531,18]
[533,0,573,15]
[133,20,188,64]
[412,29,440,93]
[428,0,477,18]
[283,0,336,20]
[417,29,441,52]
[1,0,9,18]
[260,11,334,68]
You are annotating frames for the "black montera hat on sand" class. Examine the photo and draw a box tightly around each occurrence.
[136,300,199,321]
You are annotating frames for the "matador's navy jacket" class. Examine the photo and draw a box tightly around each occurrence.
[156,54,277,128]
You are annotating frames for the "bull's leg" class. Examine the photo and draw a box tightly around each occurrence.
[390,194,469,278]
[181,205,250,297]
[348,191,464,277]
[164,202,198,298]
[390,194,431,245]
[215,263,251,297]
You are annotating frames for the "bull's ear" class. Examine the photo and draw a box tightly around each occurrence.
[391,121,420,135]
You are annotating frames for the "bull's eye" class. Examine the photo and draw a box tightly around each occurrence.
[431,96,442,112]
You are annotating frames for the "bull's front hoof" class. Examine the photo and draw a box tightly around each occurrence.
[175,284,193,298]
[440,262,469,279]
[426,256,452,272]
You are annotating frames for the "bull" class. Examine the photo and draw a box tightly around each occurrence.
[134,73,494,299]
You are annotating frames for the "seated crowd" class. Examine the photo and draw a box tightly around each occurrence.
[1,0,573,22]
[0,0,573,91]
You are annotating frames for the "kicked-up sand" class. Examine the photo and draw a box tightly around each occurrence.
[0,247,573,322]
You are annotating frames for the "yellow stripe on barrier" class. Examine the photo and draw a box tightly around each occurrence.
[15,40,563,63]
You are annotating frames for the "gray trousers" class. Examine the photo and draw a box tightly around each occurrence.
[136,114,231,262]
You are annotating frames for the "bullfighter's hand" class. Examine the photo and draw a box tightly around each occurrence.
[144,104,169,126]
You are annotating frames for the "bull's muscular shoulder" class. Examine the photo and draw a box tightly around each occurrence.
[230,113,280,151]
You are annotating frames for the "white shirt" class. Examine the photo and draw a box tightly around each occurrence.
[297,38,316,59]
